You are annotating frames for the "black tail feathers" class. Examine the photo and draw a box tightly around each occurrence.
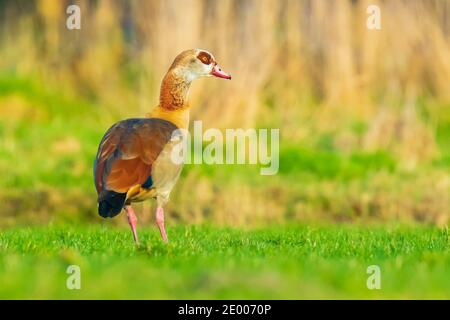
[98,190,127,218]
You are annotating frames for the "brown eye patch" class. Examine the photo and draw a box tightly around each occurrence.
[197,51,212,65]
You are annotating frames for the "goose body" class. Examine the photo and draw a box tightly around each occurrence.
[93,49,231,243]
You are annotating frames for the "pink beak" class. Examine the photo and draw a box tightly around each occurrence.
[211,64,232,80]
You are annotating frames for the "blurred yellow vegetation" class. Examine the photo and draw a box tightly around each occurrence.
[1,1,447,124]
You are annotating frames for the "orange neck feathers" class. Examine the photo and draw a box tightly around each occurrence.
[149,70,191,129]
[159,71,191,111]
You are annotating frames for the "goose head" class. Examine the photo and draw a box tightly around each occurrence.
[168,49,232,82]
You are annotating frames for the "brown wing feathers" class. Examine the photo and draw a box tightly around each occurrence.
[94,118,177,217]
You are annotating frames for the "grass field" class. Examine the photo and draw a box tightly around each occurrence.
[0,224,448,299]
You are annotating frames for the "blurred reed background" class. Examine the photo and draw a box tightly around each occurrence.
[0,0,448,227]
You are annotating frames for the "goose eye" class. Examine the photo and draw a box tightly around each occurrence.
[197,51,212,65]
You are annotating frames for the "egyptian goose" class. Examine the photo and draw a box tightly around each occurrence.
[94,49,231,244]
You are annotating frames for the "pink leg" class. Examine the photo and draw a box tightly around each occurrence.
[124,206,139,245]
[156,206,168,242]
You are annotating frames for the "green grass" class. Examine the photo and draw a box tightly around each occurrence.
[0,224,448,299]
[0,74,448,299]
